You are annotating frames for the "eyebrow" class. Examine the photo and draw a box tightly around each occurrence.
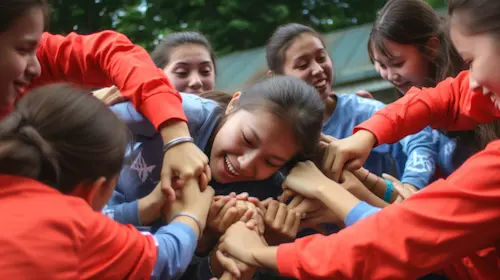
[174,61,212,66]
[249,127,288,162]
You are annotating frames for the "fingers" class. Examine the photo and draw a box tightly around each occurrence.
[215,251,241,279]
[279,189,296,203]
[264,200,279,227]
[220,208,239,231]
[282,209,300,238]
[209,196,230,220]
[286,195,304,209]
[322,143,336,179]
[330,152,346,182]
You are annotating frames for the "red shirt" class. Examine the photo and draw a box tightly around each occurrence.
[0,175,157,279]
[5,30,187,128]
[277,71,500,279]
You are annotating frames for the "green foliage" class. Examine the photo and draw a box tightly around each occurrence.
[48,0,445,55]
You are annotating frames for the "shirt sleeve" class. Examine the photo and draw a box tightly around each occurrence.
[354,71,500,145]
[33,31,186,129]
[151,222,198,280]
[344,201,381,227]
[103,190,141,226]
[277,140,500,279]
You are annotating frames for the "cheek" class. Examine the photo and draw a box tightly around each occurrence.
[201,75,215,90]
[165,73,188,92]
[0,51,25,81]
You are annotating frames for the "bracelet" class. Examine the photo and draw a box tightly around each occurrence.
[383,179,394,202]
[170,211,203,234]
[162,136,194,153]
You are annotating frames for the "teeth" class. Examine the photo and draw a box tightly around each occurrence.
[315,80,326,88]
[483,87,491,95]
[470,78,479,90]
[224,155,239,176]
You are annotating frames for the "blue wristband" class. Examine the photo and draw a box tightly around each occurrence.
[383,179,394,202]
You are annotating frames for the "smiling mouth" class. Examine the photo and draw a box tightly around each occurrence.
[224,154,240,177]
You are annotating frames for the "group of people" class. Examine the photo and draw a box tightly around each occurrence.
[0,0,499,279]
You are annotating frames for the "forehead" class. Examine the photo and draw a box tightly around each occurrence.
[1,7,44,42]
[372,39,421,60]
[168,44,212,64]
[285,33,325,60]
[232,109,299,154]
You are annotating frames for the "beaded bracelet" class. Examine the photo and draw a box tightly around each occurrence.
[162,136,194,153]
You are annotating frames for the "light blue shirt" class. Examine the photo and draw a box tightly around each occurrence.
[323,94,438,189]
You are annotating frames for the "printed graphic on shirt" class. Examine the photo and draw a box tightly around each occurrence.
[405,152,433,173]
[131,151,156,183]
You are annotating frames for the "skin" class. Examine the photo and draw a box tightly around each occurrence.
[372,39,432,94]
[0,7,43,106]
[281,33,334,100]
[163,44,215,94]
[209,107,300,184]
[450,11,500,110]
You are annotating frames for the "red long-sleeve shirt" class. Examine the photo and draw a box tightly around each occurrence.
[277,71,500,279]
[0,175,157,279]
[5,30,186,128]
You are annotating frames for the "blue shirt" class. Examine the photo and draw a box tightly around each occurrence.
[324,94,438,189]
[106,93,285,280]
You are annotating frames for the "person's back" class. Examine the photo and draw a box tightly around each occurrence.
[0,175,157,279]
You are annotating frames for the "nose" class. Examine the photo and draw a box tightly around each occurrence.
[188,74,203,91]
[26,54,41,80]
[311,61,323,76]
[237,150,258,178]
[387,68,400,83]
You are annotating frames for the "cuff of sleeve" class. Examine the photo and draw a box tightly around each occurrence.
[276,243,301,278]
[114,200,141,226]
[345,201,381,227]
[138,83,187,130]
[401,177,425,190]
[354,114,397,146]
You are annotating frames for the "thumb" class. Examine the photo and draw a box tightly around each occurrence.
[161,168,176,201]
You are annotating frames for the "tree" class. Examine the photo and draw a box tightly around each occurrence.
[48,0,447,55]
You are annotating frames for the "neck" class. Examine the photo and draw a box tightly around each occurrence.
[323,93,337,121]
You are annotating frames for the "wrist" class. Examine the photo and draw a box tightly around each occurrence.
[159,119,190,142]
[357,129,377,147]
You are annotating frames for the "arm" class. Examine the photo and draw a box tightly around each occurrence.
[354,71,500,145]
[395,127,438,189]
[277,140,500,279]
[34,31,185,129]
[35,31,209,199]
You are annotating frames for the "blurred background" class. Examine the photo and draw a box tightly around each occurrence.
[48,0,447,101]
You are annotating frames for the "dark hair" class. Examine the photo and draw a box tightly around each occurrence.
[368,0,466,87]
[151,31,216,73]
[0,84,129,193]
[199,90,232,108]
[266,23,326,74]
[0,0,49,33]
[448,0,500,36]
[230,76,324,159]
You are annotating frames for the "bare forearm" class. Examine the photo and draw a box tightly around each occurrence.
[316,184,361,221]
[252,246,279,270]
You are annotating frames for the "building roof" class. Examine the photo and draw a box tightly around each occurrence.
[215,23,393,95]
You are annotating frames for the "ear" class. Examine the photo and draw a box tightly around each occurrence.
[225,91,241,115]
[70,176,116,211]
[425,36,441,59]
[267,70,274,77]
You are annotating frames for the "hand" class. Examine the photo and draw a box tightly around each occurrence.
[261,199,300,245]
[300,202,342,230]
[215,250,257,280]
[320,130,376,182]
[282,161,331,199]
[355,90,375,99]
[138,183,167,225]
[92,86,127,105]
[164,178,214,234]
[219,221,268,267]
[382,173,418,202]
[160,120,210,201]
[286,194,321,214]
